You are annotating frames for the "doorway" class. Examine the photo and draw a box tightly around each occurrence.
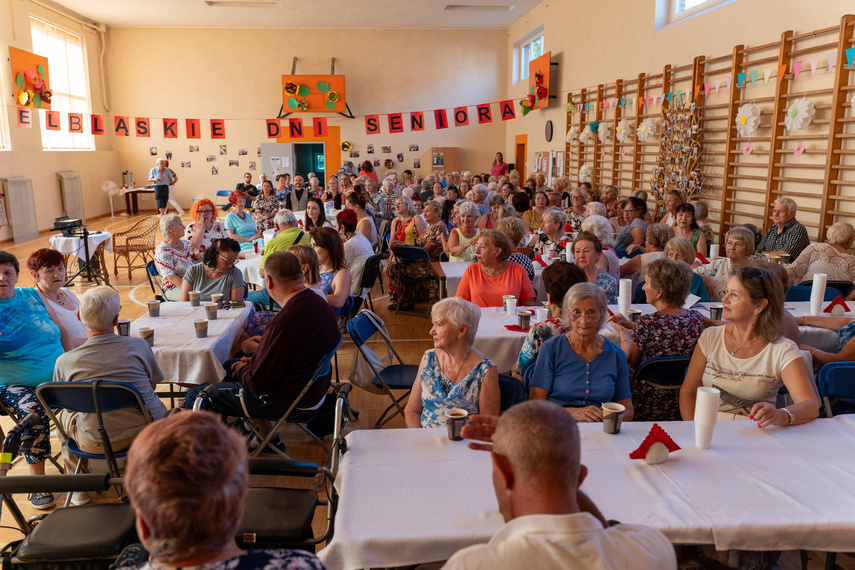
[294,143,325,182]
[514,134,528,183]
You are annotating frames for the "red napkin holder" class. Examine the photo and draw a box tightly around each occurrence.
[695,252,710,265]
[824,296,850,314]
[532,255,548,268]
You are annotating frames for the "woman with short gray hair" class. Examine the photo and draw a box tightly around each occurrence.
[154,213,193,300]
[530,207,569,257]
[785,221,855,285]
[404,297,500,428]
[582,214,618,279]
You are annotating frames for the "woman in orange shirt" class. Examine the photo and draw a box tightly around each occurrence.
[456,229,537,308]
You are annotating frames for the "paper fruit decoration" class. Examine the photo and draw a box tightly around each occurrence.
[10,47,51,110]
[784,97,815,132]
[616,118,632,143]
[636,118,657,143]
[735,102,761,138]
[630,424,681,465]
[340,141,352,151]
[565,126,579,143]
[281,74,346,113]
[597,121,611,144]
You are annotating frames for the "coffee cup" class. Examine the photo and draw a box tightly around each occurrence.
[445,408,468,441]
[502,295,515,312]
[139,327,154,347]
[210,293,224,309]
[535,307,549,323]
[780,253,791,264]
[116,319,130,336]
[769,255,780,264]
[518,310,532,330]
[204,302,218,320]
[628,309,642,323]
[602,402,625,434]
[188,290,201,307]
[709,304,723,321]
[194,319,208,339]
[147,300,161,318]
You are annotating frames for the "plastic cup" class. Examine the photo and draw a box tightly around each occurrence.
[535,307,549,323]
[602,403,625,434]
[709,244,720,259]
[628,309,642,322]
[445,408,468,441]
[139,327,154,347]
[780,253,791,264]
[694,387,721,450]
[210,293,224,309]
[188,291,201,307]
[506,298,517,316]
[518,310,532,329]
[204,302,218,321]
[502,295,515,314]
[709,304,723,321]
[116,319,130,336]
[194,319,208,338]
[147,300,161,318]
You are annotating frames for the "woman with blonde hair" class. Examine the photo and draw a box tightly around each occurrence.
[785,221,855,285]
[496,216,534,281]
[287,242,325,298]
[694,226,755,301]
[661,189,683,226]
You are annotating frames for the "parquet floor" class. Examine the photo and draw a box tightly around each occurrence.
[0,211,850,569]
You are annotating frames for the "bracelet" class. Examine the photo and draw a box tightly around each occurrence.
[782,408,795,426]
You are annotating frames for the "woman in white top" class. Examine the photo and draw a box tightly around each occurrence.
[335,209,374,297]
[445,201,481,262]
[785,221,855,285]
[619,223,674,279]
[184,198,227,260]
[680,266,818,425]
[28,248,86,349]
[660,189,683,227]
[693,226,754,301]
[154,214,194,301]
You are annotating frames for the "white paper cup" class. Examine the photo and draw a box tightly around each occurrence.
[506,298,517,316]
[602,403,625,434]
[535,307,550,323]
[502,295,515,314]
[194,319,208,338]
[709,244,720,259]
[139,327,154,347]
[210,293,224,309]
[694,386,721,450]
[204,302,218,320]
[147,300,161,318]
[188,290,201,306]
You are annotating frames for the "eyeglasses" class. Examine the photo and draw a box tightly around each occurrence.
[218,254,237,267]
[197,209,213,214]
[623,208,638,214]
[571,195,584,200]
[741,267,768,299]
[568,309,604,322]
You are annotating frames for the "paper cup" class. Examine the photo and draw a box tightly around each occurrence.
[518,310,532,329]
[602,403,625,434]
[628,309,642,323]
[147,300,161,318]
[204,302,218,320]
[210,293,224,309]
[139,327,154,347]
[780,253,791,264]
[194,319,208,338]
[694,386,721,450]
[709,244,720,259]
[535,307,550,323]
[445,408,468,441]
[506,298,517,316]
[709,304,723,321]
[116,319,130,336]
[188,290,201,306]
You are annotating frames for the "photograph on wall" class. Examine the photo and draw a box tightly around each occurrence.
[257,147,261,157]
[373,159,380,167]
[149,146,157,155]
[350,150,360,158]
[248,161,257,171]
[229,160,239,167]
[219,145,227,155]
[206,155,216,162]
[212,165,219,175]
[381,146,392,154]
[408,144,419,152]
[189,145,199,152]
[432,152,444,168]
[367,144,374,154]
[397,153,404,163]
[414,158,421,168]
[238,148,248,156]
[165,151,173,161]
[181,161,191,168]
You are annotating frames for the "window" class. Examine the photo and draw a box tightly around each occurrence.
[655,0,737,30]
[30,17,93,150]
[513,26,544,84]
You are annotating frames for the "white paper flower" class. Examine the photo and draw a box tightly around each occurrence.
[636,118,657,143]
[598,122,611,144]
[579,164,593,184]
[565,126,579,143]
[616,118,632,143]
[784,97,815,132]
[579,124,595,145]
[735,102,761,138]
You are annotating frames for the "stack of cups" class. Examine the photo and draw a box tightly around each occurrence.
[503,295,517,316]
[694,386,721,449]
[810,273,827,317]
[619,279,632,318]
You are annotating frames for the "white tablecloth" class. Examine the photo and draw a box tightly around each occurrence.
[319,419,855,570]
[473,307,539,373]
[235,252,264,287]
[49,232,112,261]
[129,301,251,384]
[442,261,547,303]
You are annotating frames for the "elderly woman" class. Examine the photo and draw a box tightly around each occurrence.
[310,227,352,316]
[692,200,714,250]
[446,200,480,262]
[496,216,535,281]
[511,191,531,218]
[664,237,710,302]
[611,259,704,421]
[252,179,278,234]
[522,191,548,232]
[584,201,607,219]
[366,179,386,220]
[478,195,505,230]
[0,251,61,509]
[609,198,629,234]
[550,176,569,208]
[153,214,194,301]
[148,157,176,216]
[304,196,330,231]
[673,202,707,255]
[224,190,261,252]
[180,238,246,302]
[404,297,500,428]
[457,230,536,308]
[785,221,855,285]
[680,266,819,425]
[660,189,683,226]
[694,226,755,301]
[615,196,648,253]
[530,207,569,257]
[185,198,227,259]
[602,184,620,219]
[565,187,588,233]
[582,214,619,279]
[529,283,633,422]
[390,195,427,250]
[572,232,618,304]
[345,190,377,247]
[513,262,587,382]
[619,223,673,279]
[126,412,325,569]
[27,248,85,348]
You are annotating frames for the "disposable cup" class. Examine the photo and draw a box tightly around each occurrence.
[147,300,161,318]
[506,298,517,316]
[694,386,721,449]
[709,304,723,321]
[139,327,154,347]
[628,309,642,322]
[188,291,201,307]
[517,310,532,329]
[194,319,208,338]
[204,303,218,321]
[116,319,130,336]
[445,408,468,441]
[535,307,549,323]
[210,293,224,309]
[602,403,625,434]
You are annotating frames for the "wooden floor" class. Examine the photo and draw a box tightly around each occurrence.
[0,211,851,569]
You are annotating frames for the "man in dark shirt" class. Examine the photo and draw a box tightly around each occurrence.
[186,251,341,439]
[236,172,258,197]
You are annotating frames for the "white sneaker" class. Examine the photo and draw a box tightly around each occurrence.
[70,492,90,506]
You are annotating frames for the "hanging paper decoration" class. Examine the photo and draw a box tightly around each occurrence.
[565,125,579,143]
[743,143,754,156]
[578,164,593,184]
[579,124,595,144]
[734,102,761,138]
[636,118,657,143]
[340,141,352,151]
[282,74,347,113]
[784,97,815,132]
[597,121,610,144]
[616,118,632,143]
[10,47,52,109]
[384,159,394,169]
[650,97,705,215]
[794,141,806,156]
[519,57,551,116]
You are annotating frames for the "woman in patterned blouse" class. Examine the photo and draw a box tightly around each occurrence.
[572,232,618,304]
[251,179,278,234]
[184,198,227,260]
[154,214,194,301]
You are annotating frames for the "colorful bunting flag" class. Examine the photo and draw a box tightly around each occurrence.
[714,79,721,94]
[737,72,745,88]
[846,47,855,67]
[777,64,787,85]
[750,70,758,86]
[793,60,802,80]
[763,68,771,86]
[828,52,838,71]
[704,83,710,97]
[694,85,700,99]
[809,57,819,76]
[726,75,732,91]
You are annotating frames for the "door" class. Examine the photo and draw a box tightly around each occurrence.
[295,143,326,182]
[260,143,295,182]
[515,142,527,182]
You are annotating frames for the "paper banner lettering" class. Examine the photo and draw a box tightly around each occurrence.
[454,107,469,126]
[68,113,83,133]
[91,115,105,135]
[135,118,150,137]
[266,119,281,139]
[499,101,515,120]
[45,111,60,131]
[365,115,380,135]
[793,61,802,80]
[114,116,130,137]
[809,57,819,76]
[714,79,721,94]
[726,75,732,91]
[763,68,771,85]
[477,104,492,124]
[750,70,758,86]
[210,119,225,139]
[434,109,448,129]
[704,83,710,97]
[828,52,837,71]
[846,47,855,67]
[777,64,787,85]
[388,113,404,133]
[162,118,178,139]
[186,119,200,139]
[313,117,328,137]
[288,118,303,138]
[410,112,425,131]
[737,72,745,88]
[16,108,32,128]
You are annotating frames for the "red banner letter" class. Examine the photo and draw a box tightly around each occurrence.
[114,116,129,136]
[135,118,150,137]
[68,113,83,133]
[288,118,304,138]
[16,108,32,128]
[434,109,448,130]
[365,115,380,135]
[210,119,225,139]
[162,118,177,138]
[91,114,105,135]
[46,111,61,131]
[453,107,469,127]
[500,100,516,120]
[410,112,424,132]
[388,113,404,134]
[313,117,328,137]
[266,119,281,139]
[477,104,492,124]
[186,119,200,139]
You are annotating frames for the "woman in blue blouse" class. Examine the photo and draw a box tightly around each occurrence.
[224,190,261,252]
[0,251,62,509]
[530,282,634,423]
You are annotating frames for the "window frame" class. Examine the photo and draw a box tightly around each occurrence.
[655,0,737,31]
[513,25,545,85]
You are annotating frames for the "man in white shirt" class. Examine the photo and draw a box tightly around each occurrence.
[443,401,676,570]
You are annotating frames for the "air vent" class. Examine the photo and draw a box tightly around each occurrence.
[444,4,514,11]
[204,1,278,7]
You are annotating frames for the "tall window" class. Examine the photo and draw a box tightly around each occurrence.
[656,0,737,30]
[30,17,93,150]
[514,26,544,84]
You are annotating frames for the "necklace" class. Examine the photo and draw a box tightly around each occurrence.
[440,346,472,385]
[37,283,70,309]
[727,326,760,356]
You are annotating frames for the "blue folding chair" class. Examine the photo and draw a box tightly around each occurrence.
[498,375,525,411]
[798,279,855,298]
[145,260,168,302]
[785,285,843,302]
[630,356,692,422]
[214,190,231,212]
[817,361,855,418]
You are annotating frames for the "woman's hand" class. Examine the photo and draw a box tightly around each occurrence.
[749,402,789,428]
[625,244,643,254]
[608,313,635,331]
[568,405,603,423]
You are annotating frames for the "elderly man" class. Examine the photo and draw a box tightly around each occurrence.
[186,252,341,452]
[256,173,268,193]
[247,209,311,308]
[339,171,353,194]
[547,191,562,208]
[53,286,167,504]
[443,401,676,570]
[757,197,811,260]
[285,174,309,211]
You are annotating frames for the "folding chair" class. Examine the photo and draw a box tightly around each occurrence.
[498,375,525,411]
[798,279,855,298]
[145,260,168,302]
[214,189,231,212]
[360,253,385,311]
[0,400,64,475]
[335,296,363,380]
[630,356,691,421]
[347,310,419,428]
[817,361,855,418]
[376,220,390,256]
[785,285,843,302]
[391,245,441,317]
[36,380,152,504]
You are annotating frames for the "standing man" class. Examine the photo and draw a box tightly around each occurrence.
[286,175,310,212]
[148,158,176,216]
[757,197,811,260]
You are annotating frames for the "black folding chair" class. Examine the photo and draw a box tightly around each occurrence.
[498,375,525,411]
[360,253,385,311]
[630,356,692,422]
[391,245,441,317]
[145,260,168,302]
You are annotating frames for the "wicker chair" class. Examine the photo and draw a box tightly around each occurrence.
[112,216,158,280]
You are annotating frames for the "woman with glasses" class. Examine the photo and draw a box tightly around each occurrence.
[529,283,634,423]
[693,226,755,301]
[184,198,227,260]
[572,232,618,304]
[530,207,570,257]
[680,266,819,425]
[618,223,673,279]
[614,196,648,253]
[565,187,588,234]
[180,238,246,302]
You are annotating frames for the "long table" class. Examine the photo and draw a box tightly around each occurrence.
[234,252,264,288]
[129,301,252,384]
[319,418,855,570]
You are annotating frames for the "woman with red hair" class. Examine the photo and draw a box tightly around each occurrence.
[184,198,227,259]
[359,160,378,184]
[224,190,261,252]
[28,248,86,349]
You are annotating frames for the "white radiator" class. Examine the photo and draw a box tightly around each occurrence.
[0,177,38,242]
[57,170,85,220]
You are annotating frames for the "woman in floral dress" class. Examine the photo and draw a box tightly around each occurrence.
[387,200,447,310]
[252,179,279,234]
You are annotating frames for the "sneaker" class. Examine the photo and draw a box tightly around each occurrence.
[70,492,90,506]
[29,492,55,510]
[259,435,288,455]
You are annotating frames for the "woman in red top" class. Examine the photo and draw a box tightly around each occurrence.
[359,160,378,184]
[456,229,537,308]
[490,152,509,179]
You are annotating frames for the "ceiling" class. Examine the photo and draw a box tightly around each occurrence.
[47,0,541,29]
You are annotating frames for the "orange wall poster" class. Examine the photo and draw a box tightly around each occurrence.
[282,75,346,113]
[9,47,51,109]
